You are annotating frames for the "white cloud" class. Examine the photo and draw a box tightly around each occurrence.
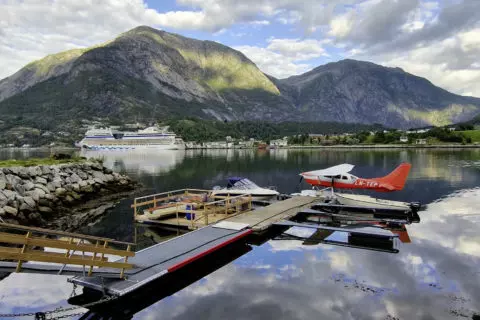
[328,11,355,37]
[0,0,479,97]
[234,45,312,78]
[234,37,327,78]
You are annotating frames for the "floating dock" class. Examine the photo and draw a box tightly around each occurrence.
[70,196,316,295]
[0,192,416,300]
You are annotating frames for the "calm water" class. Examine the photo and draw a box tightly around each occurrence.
[0,148,479,319]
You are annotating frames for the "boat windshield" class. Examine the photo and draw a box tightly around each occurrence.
[228,178,260,190]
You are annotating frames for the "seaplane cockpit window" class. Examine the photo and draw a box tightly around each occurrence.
[341,175,348,180]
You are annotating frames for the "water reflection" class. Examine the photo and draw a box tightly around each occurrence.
[0,148,479,319]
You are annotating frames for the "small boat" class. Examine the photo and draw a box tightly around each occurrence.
[211,177,279,200]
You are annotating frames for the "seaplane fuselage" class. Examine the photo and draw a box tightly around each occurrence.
[300,163,411,192]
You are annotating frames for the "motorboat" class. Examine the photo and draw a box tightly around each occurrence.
[211,177,279,200]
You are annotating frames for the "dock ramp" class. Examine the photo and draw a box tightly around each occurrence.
[70,224,252,296]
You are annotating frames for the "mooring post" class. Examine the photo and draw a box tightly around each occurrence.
[15,231,31,273]
[88,240,100,276]
[120,244,131,279]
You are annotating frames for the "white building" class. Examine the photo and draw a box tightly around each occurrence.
[399,136,408,143]
[270,137,288,147]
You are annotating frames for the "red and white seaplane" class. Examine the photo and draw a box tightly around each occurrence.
[300,163,411,192]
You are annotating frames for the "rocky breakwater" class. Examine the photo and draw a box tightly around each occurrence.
[0,161,137,230]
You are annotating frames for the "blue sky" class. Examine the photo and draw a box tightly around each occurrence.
[0,0,479,96]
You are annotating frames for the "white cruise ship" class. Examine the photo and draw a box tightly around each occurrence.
[79,126,185,150]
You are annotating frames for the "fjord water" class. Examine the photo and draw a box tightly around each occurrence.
[0,148,479,319]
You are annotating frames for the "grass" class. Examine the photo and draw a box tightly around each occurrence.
[458,130,480,143]
[0,156,86,168]
[406,105,478,126]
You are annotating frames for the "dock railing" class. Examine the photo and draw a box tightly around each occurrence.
[132,189,253,229]
[0,222,135,278]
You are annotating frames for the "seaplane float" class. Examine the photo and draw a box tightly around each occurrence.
[296,163,422,212]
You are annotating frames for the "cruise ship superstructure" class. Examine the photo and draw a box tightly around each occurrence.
[79,126,184,150]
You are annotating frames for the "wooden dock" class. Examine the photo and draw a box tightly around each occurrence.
[70,225,252,296]
[224,196,317,231]
[69,196,318,296]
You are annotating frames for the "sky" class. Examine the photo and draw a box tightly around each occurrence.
[0,0,479,97]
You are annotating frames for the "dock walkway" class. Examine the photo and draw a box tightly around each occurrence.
[70,196,317,295]
[225,196,317,231]
[70,225,251,296]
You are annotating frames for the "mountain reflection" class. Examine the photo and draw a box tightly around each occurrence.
[0,149,479,319]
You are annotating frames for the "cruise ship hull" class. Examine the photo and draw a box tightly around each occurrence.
[80,142,183,150]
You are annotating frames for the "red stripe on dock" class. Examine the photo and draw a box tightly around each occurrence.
[167,229,252,273]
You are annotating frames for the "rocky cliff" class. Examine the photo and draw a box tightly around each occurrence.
[0,26,479,130]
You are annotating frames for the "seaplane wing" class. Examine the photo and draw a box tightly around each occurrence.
[302,164,354,177]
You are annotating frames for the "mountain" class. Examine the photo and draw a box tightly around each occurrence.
[277,59,480,128]
[0,25,479,134]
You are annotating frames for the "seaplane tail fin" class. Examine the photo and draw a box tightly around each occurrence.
[376,163,411,191]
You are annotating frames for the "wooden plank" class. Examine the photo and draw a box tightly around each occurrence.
[0,232,135,257]
[0,251,133,269]
[0,246,108,261]
[226,196,317,231]
[0,222,134,246]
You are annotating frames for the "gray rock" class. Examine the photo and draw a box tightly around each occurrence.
[70,192,81,200]
[87,179,95,186]
[0,178,6,190]
[72,183,80,192]
[70,173,81,183]
[28,212,42,221]
[16,167,30,179]
[38,199,52,207]
[55,188,67,196]
[46,182,56,192]
[14,183,25,196]
[3,189,17,200]
[27,166,42,177]
[38,206,53,213]
[94,178,105,185]
[19,202,34,212]
[4,206,18,216]
[79,180,88,187]
[64,177,72,184]
[44,194,55,200]
[104,174,114,182]
[23,196,36,208]
[6,174,22,186]
[40,166,51,175]
[90,162,103,171]
[34,184,50,194]
[23,180,35,191]
[0,190,7,202]
[0,208,5,216]
[92,171,106,181]
[77,171,88,180]
[52,179,62,189]
[33,188,46,199]
[65,195,75,203]
[35,177,48,185]
[80,185,94,193]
